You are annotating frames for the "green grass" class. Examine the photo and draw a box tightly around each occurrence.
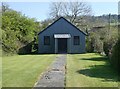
[0,49,2,88]
[66,53,119,87]
[2,54,56,87]
[2,53,120,87]
[0,56,1,88]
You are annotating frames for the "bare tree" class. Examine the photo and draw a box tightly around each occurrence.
[49,1,92,25]
[49,2,63,19]
[2,3,9,12]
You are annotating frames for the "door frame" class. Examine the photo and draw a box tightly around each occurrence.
[58,38,67,53]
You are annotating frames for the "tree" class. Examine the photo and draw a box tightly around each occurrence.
[110,37,120,73]
[2,4,40,55]
[2,3,10,12]
[87,32,104,53]
[49,1,92,25]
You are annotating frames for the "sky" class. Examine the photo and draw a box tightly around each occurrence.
[6,1,119,21]
[118,1,120,15]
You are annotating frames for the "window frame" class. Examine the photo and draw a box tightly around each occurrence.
[44,36,50,45]
[73,36,80,45]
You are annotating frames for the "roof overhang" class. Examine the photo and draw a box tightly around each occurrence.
[54,34,71,38]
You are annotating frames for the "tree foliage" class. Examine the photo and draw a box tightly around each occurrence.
[87,25,118,56]
[110,37,120,73]
[86,32,104,53]
[2,5,40,55]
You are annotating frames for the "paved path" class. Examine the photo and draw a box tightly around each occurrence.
[34,54,66,88]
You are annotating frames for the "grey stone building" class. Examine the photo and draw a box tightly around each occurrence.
[38,17,87,54]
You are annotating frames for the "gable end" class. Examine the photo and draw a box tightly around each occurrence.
[38,17,87,36]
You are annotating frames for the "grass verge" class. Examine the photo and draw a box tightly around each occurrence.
[66,53,119,87]
[2,54,56,87]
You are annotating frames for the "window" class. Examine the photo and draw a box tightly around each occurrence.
[44,36,50,45]
[74,36,80,45]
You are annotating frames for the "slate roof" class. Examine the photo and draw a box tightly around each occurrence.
[38,17,87,36]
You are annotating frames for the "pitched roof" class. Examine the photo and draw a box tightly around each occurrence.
[38,17,87,36]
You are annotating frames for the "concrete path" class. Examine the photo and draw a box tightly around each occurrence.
[34,54,66,88]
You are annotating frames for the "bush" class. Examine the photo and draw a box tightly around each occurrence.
[103,36,117,56]
[103,40,113,56]
[86,32,104,53]
[110,37,120,73]
[2,7,40,55]
[86,37,93,53]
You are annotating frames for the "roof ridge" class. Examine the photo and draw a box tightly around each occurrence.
[38,17,87,35]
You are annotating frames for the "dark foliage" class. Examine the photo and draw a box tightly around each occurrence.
[2,4,41,55]
[110,37,120,74]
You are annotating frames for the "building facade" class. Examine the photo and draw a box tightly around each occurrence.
[38,17,86,54]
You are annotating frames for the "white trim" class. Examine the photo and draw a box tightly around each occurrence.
[54,34,71,38]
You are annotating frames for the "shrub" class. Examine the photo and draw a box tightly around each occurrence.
[86,32,104,53]
[110,37,120,73]
[2,8,40,55]
[103,36,117,56]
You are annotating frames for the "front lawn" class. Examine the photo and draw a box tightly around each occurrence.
[2,54,56,87]
[0,56,1,88]
[66,53,119,87]
[0,49,2,88]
